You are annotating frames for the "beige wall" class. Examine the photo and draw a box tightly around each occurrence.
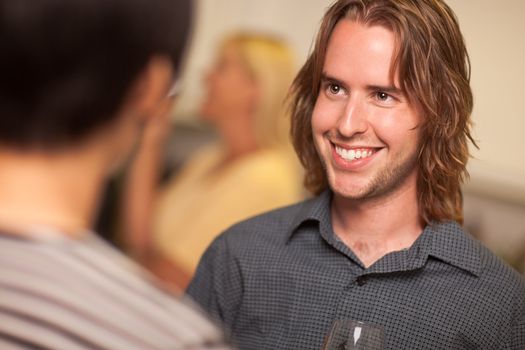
[177,0,525,202]
[447,0,525,203]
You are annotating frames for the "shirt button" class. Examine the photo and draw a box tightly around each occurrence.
[356,276,367,286]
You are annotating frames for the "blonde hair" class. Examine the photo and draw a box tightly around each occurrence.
[222,33,296,149]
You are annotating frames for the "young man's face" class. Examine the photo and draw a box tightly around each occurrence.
[312,20,422,202]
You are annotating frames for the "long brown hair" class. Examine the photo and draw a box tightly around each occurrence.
[289,0,476,224]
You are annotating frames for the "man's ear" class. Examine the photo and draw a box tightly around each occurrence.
[124,55,174,121]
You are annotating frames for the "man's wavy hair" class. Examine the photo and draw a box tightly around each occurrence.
[289,0,476,224]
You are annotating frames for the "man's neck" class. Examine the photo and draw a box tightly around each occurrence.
[0,147,107,238]
[331,182,424,268]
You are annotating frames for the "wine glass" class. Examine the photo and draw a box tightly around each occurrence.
[322,319,384,350]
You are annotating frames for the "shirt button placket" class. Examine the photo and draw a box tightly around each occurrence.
[334,274,370,319]
[356,275,368,286]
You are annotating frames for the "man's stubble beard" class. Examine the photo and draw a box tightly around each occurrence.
[320,146,420,203]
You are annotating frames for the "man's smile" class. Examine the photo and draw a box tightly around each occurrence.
[333,143,381,162]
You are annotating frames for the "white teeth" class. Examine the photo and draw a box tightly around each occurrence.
[335,146,374,161]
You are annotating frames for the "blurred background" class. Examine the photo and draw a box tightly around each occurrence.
[100,0,525,279]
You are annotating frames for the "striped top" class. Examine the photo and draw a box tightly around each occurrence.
[0,229,232,350]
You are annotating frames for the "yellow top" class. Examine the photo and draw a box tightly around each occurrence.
[153,143,303,275]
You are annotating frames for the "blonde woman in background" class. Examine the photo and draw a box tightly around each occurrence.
[123,33,303,288]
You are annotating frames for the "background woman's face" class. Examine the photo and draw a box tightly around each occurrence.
[200,44,258,124]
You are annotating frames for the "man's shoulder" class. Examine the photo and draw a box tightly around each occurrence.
[476,239,525,293]
[212,197,314,250]
[224,199,307,236]
[451,225,525,299]
[432,222,522,278]
[474,243,525,328]
[426,221,524,300]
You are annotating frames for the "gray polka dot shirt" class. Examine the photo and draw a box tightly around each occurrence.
[187,190,525,349]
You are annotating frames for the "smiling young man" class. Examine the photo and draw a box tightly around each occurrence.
[187,0,525,349]
[313,20,424,268]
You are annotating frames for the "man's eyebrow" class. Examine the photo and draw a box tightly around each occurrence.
[320,73,345,85]
[366,85,403,95]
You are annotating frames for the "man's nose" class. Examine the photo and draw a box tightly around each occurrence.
[337,95,368,137]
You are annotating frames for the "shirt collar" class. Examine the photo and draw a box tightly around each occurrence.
[425,220,482,277]
[287,190,482,277]
[287,189,332,240]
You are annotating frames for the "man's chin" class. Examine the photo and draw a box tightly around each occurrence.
[329,182,372,202]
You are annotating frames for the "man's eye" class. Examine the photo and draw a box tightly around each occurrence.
[376,91,391,101]
[328,84,341,95]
